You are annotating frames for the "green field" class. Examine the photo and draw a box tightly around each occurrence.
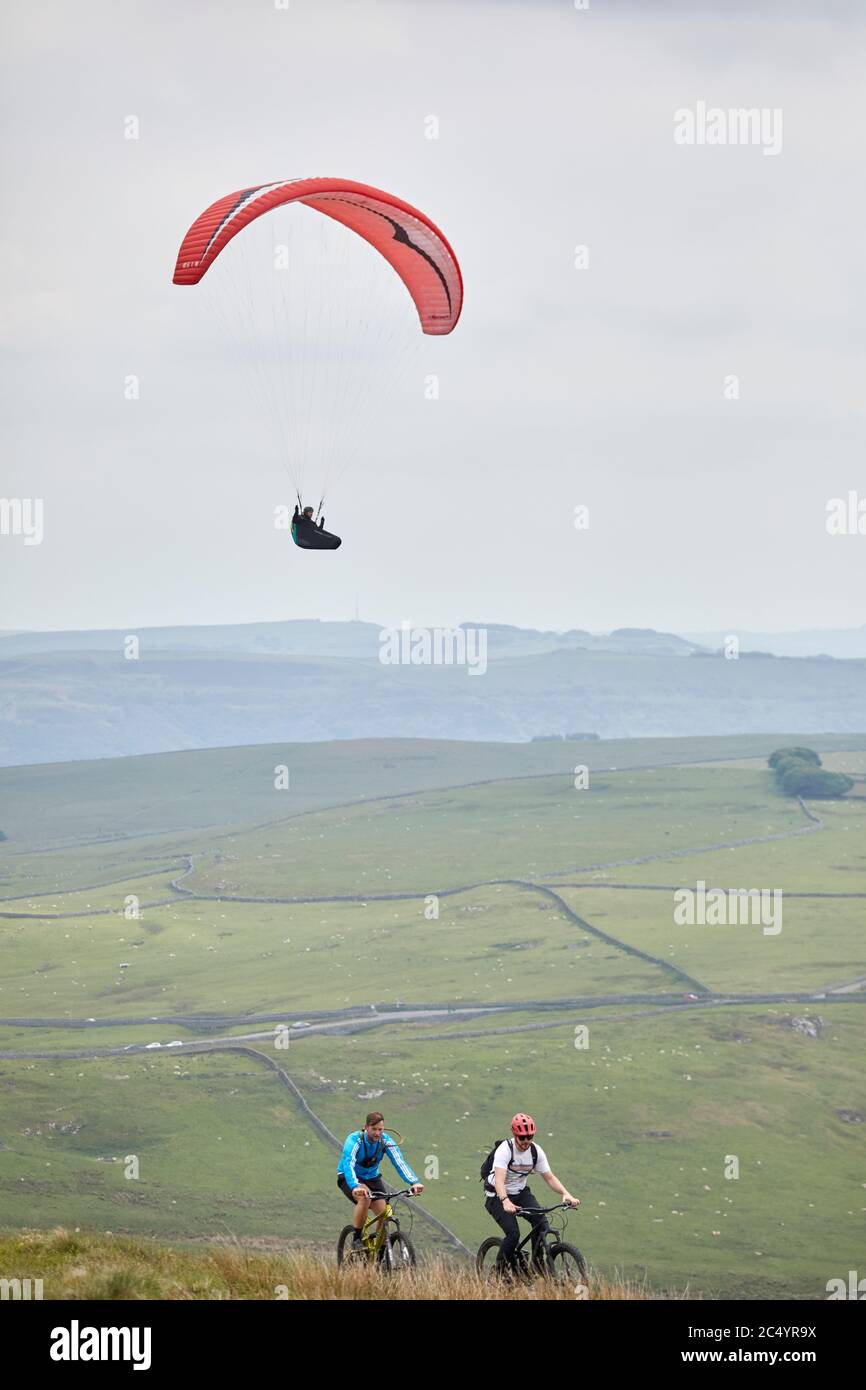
[0,734,864,1298]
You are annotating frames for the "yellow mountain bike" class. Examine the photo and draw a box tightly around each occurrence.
[336,1188,417,1273]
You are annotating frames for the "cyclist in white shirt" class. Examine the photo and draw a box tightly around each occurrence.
[484,1112,579,1270]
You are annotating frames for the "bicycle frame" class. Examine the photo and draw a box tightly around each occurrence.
[358,1189,412,1259]
[512,1202,570,1263]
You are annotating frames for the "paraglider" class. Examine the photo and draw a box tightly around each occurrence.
[172,177,462,552]
[291,504,341,550]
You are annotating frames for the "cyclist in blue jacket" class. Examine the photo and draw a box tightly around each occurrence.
[337,1111,424,1248]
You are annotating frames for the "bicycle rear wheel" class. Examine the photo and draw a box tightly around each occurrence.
[476,1236,506,1277]
[547,1241,588,1284]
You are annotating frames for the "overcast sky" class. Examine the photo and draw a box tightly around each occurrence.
[2,0,864,635]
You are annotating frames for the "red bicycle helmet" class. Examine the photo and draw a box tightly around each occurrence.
[511,1112,536,1138]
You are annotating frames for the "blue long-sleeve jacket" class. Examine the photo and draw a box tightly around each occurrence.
[337,1130,418,1187]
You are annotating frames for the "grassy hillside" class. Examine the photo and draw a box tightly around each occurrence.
[2,731,864,855]
[0,734,863,1299]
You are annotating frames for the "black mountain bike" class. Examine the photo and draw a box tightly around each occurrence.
[337,1188,417,1273]
[476,1202,588,1284]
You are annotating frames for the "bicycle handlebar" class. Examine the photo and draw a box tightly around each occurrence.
[354,1187,416,1201]
[515,1201,577,1217]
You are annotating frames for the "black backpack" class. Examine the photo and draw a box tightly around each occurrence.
[480,1137,538,1186]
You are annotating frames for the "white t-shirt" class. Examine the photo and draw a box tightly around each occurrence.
[487,1139,551,1196]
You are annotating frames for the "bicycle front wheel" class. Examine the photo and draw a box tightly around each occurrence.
[376,1233,396,1274]
[547,1241,588,1284]
[389,1231,416,1271]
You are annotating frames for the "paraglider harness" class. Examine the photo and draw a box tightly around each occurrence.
[291,495,341,550]
[480,1138,539,1188]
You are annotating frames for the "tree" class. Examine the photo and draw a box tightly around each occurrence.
[779,767,853,799]
[768,747,821,769]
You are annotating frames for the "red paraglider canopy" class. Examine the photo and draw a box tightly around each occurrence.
[172,176,463,335]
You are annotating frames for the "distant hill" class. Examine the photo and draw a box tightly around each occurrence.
[0,619,702,661]
[680,624,866,660]
[1,620,864,765]
[0,619,380,660]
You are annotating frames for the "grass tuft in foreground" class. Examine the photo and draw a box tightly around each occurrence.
[0,1228,652,1301]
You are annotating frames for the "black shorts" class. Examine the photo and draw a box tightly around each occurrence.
[337,1173,387,1203]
